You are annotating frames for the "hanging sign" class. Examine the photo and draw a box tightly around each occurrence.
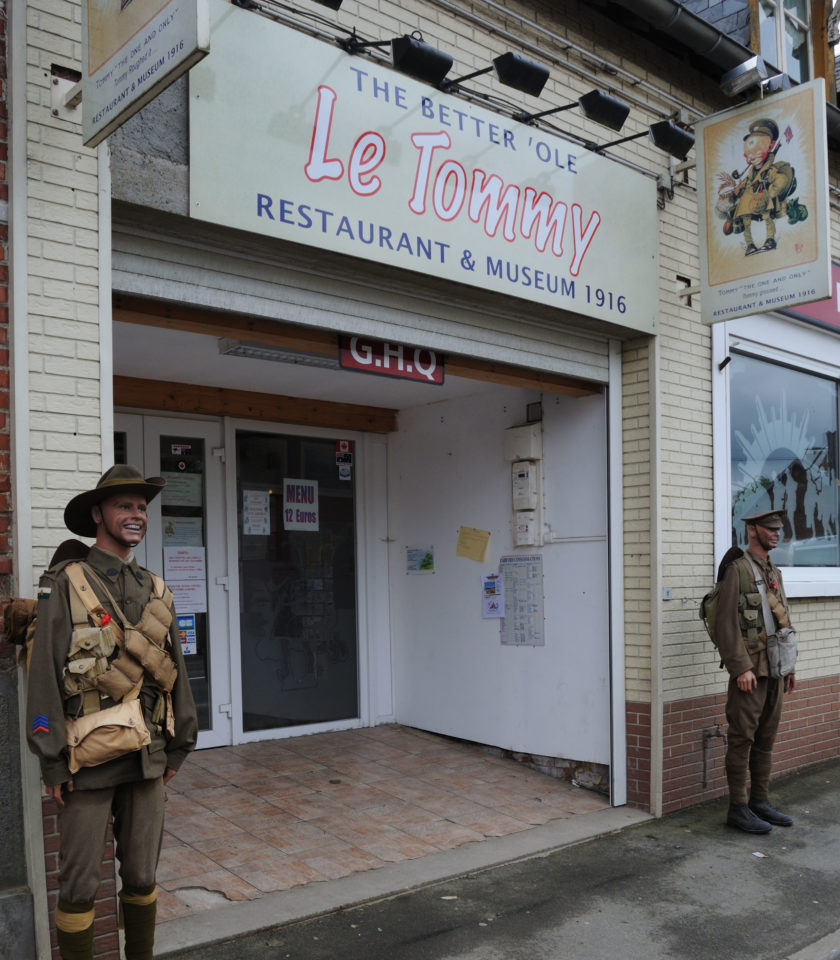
[339,336,444,384]
[82,0,209,147]
[189,0,660,334]
[283,479,319,531]
[695,78,831,324]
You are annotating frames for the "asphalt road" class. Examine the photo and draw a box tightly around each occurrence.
[163,761,840,960]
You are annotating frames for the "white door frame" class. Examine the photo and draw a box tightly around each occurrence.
[223,417,385,744]
[114,412,233,748]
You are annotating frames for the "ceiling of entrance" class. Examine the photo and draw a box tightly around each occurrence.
[114,322,490,410]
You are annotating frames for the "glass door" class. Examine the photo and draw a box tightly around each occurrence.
[114,414,232,748]
[235,430,358,732]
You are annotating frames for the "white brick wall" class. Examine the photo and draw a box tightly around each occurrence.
[25,0,101,578]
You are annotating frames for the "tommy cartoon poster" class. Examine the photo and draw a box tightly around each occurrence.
[696,79,830,324]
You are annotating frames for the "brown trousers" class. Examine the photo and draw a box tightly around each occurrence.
[725,675,783,805]
[58,777,165,904]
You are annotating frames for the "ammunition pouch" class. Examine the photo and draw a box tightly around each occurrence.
[739,592,764,651]
[62,624,118,697]
[124,627,177,693]
[135,597,172,646]
[94,648,145,701]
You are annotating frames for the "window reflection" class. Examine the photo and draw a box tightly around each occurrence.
[730,353,839,566]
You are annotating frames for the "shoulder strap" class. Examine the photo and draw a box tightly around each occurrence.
[66,562,109,625]
[65,563,127,646]
[743,555,776,632]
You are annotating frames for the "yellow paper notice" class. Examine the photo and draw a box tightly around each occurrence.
[456,526,490,563]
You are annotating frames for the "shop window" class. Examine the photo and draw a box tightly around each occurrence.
[757,0,811,83]
[729,351,839,566]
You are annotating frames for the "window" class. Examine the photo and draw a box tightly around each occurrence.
[758,0,811,83]
[714,313,840,596]
[729,352,839,567]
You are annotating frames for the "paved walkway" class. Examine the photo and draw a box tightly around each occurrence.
[159,755,840,960]
[157,725,616,936]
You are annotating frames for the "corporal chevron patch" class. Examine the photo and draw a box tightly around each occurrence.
[31,714,50,735]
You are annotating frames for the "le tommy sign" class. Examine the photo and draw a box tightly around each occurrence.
[190,0,659,334]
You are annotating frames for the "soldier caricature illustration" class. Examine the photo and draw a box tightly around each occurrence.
[714,117,808,257]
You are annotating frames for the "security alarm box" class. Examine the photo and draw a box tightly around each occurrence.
[504,423,542,462]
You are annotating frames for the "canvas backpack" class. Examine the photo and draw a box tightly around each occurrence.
[699,547,753,667]
[3,540,91,670]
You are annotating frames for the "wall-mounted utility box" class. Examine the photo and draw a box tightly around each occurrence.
[503,423,542,462]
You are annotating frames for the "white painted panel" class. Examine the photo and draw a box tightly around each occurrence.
[111,219,611,383]
[389,385,610,763]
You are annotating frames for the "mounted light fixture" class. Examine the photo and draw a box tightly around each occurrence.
[391,33,453,85]
[313,0,343,9]
[219,339,340,369]
[341,31,453,85]
[515,89,631,132]
[720,55,769,96]
[441,51,549,97]
[596,119,695,161]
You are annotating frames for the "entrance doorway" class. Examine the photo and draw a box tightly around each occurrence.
[114,413,361,747]
[235,430,358,732]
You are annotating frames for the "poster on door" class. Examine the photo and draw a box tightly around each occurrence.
[283,478,319,531]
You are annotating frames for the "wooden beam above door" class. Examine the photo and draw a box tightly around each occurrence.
[113,295,603,398]
[114,376,398,434]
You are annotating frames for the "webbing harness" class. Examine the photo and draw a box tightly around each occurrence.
[65,563,176,725]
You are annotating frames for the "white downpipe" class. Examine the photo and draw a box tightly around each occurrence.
[99,142,114,467]
[608,340,627,806]
[649,335,664,817]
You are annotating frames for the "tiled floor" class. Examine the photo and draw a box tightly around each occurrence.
[157,725,609,925]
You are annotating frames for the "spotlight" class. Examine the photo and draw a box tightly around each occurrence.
[443,51,549,97]
[516,89,630,132]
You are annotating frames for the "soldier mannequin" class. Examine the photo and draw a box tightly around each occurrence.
[26,466,198,960]
[715,508,795,834]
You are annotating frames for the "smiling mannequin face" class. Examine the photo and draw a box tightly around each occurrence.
[91,493,149,559]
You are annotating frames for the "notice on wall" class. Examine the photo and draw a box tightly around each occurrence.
[456,526,490,563]
[243,489,271,535]
[161,471,203,507]
[165,546,207,614]
[164,546,206,581]
[406,545,435,574]
[163,517,203,546]
[499,555,544,646]
[481,573,505,619]
[177,613,197,656]
[283,478,319,531]
[170,581,207,614]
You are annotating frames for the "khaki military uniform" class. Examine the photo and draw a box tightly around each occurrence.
[26,545,198,934]
[716,550,788,806]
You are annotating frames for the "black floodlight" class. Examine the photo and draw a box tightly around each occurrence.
[516,89,631,132]
[442,51,549,96]
[314,0,342,8]
[391,34,453,85]
[596,119,694,161]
